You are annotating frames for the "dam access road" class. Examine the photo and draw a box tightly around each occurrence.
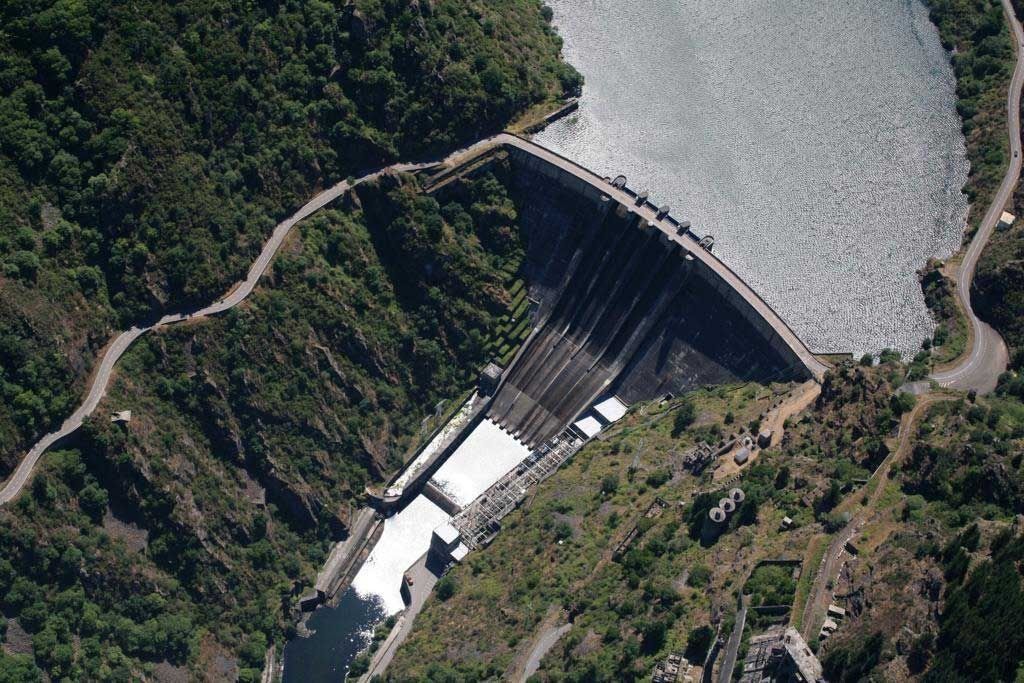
[0,133,826,507]
[930,0,1022,394]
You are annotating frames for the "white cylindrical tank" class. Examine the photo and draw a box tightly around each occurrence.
[708,507,726,523]
[729,488,745,504]
[719,498,736,514]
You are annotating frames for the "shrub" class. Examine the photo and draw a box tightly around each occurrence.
[671,399,697,437]
[436,575,457,601]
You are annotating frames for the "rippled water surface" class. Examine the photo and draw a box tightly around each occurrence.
[282,588,383,682]
[536,0,969,356]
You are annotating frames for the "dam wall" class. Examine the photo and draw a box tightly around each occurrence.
[370,396,492,514]
[503,145,807,370]
[480,144,813,447]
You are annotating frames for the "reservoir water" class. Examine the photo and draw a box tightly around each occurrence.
[536,0,970,357]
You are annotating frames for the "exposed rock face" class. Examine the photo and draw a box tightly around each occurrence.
[262,465,319,530]
[344,6,373,44]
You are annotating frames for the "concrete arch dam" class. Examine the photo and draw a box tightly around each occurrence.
[443,139,826,449]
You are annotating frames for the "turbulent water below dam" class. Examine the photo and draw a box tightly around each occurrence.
[536,0,970,358]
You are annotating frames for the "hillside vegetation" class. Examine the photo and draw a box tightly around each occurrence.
[928,0,1014,218]
[385,354,1024,682]
[917,0,1016,366]
[0,163,537,678]
[0,0,579,474]
[938,0,1024,365]
[974,179,1024,363]
[387,363,906,682]
[821,386,1024,681]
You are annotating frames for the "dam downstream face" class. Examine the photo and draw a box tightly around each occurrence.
[537,0,969,357]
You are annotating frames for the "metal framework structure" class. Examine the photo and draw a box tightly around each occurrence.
[451,428,585,549]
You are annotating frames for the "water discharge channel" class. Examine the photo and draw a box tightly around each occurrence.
[282,1,973,678]
[282,420,532,680]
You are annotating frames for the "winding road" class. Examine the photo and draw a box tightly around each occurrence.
[0,159,437,505]
[931,0,1023,394]
[0,132,826,507]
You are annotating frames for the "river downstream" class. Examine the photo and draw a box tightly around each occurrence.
[536,0,969,358]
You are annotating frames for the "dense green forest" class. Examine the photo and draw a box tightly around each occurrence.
[0,0,579,474]
[927,0,1014,216]
[0,160,537,677]
[943,0,1024,366]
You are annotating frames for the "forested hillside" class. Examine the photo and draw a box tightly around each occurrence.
[0,0,579,474]
[974,179,1024,364]
[0,0,579,676]
[919,0,1015,365]
[0,167,534,679]
[822,388,1024,682]
[930,0,1024,368]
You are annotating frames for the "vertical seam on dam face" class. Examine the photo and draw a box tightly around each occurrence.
[474,141,816,447]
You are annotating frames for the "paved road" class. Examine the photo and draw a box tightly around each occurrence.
[0,162,432,506]
[358,553,440,681]
[932,0,1023,394]
[0,132,825,506]
[0,326,146,505]
[520,621,572,682]
[718,595,750,683]
[798,395,939,641]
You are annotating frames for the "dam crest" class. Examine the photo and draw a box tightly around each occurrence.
[424,135,826,450]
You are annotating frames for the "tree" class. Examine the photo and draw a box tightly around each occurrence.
[0,652,43,682]
[671,399,697,437]
[688,565,711,588]
[640,618,668,654]
[774,465,790,489]
[685,625,714,661]
[238,632,266,669]
[77,484,107,521]
[823,631,884,682]
[816,481,842,514]
[436,575,457,601]
[891,391,916,415]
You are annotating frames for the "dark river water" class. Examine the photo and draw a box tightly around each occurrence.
[282,588,384,682]
[536,0,969,357]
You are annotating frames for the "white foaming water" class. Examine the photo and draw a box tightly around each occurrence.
[350,495,450,614]
[537,0,970,357]
[430,418,533,507]
[386,394,478,496]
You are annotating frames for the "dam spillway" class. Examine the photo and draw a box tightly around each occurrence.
[435,140,819,448]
